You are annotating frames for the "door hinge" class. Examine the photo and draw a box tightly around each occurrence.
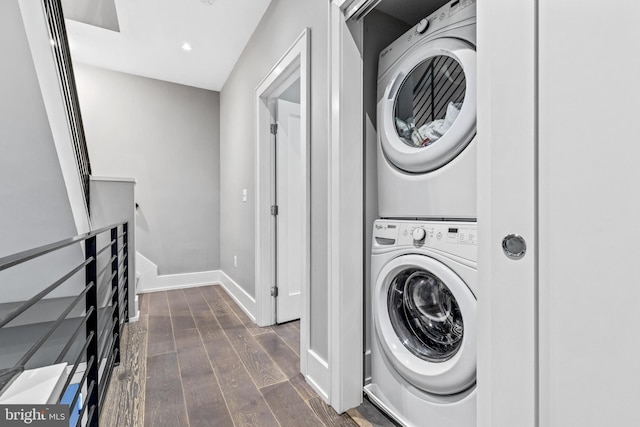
[271,205,279,216]
[270,123,278,135]
[271,286,279,297]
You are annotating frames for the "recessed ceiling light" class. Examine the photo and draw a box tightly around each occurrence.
[182,43,192,51]
[201,0,215,5]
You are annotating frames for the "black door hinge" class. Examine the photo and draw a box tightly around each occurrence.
[271,205,279,216]
[270,124,278,135]
[271,286,279,297]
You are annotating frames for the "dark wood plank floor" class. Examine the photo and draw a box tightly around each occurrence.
[102,285,393,427]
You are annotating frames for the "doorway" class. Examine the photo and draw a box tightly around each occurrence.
[255,29,310,374]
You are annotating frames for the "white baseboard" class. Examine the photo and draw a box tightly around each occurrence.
[136,252,220,294]
[306,349,330,402]
[135,254,258,325]
[139,271,220,293]
[216,271,257,323]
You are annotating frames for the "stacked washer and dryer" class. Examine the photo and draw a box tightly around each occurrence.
[365,1,478,426]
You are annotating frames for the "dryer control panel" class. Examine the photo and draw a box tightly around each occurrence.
[373,220,477,262]
[378,0,476,79]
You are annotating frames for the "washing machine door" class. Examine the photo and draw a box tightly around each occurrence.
[379,37,476,173]
[373,253,476,395]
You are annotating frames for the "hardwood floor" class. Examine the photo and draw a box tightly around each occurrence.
[101,285,394,427]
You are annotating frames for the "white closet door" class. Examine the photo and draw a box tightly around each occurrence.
[477,1,537,426]
[538,2,640,426]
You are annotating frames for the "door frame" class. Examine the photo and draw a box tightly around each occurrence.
[255,28,311,373]
[328,1,364,412]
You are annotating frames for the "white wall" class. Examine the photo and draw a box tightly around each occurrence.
[220,0,329,359]
[74,64,221,275]
[89,177,137,320]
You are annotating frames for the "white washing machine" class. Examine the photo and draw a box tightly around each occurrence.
[377,0,477,220]
[365,219,476,427]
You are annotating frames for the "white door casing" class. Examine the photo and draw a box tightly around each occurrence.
[275,98,303,323]
[328,0,364,413]
[255,29,310,376]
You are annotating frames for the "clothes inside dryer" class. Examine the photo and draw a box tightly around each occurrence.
[394,55,466,148]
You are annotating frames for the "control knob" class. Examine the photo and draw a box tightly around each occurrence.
[416,18,429,34]
[412,227,426,242]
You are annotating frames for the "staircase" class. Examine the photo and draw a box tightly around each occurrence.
[0,1,137,425]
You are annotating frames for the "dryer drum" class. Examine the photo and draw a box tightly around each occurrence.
[387,268,464,363]
[393,55,466,149]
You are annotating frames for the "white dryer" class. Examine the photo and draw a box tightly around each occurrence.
[365,219,476,427]
[377,0,477,219]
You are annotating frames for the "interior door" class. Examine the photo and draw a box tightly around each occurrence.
[477,1,537,426]
[275,98,303,323]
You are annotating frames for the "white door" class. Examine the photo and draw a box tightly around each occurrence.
[537,2,640,426]
[479,1,640,427]
[477,1,537,426]
[275,98,303,323]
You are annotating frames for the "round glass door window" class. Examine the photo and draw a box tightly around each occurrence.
[394,55,466,148]
[388,267,464,362]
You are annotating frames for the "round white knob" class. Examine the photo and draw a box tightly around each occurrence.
[416,18,429,34]
[413,228,426,242]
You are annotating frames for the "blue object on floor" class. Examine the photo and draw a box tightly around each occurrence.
[60,383,81,427]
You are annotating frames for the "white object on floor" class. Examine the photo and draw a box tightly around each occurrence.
[0,363,68,404]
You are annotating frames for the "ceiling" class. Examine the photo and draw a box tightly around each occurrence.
[64,0,271,91]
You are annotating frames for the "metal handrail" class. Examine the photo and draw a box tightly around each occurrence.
[55,307,94,364]
[16,283,94,367]
[0,221,129,427]
[0,258,92,329]
[0,222,125,272]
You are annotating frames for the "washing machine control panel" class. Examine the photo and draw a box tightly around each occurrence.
[373,220,477,261]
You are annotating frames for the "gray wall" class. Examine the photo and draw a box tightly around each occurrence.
[362,10,409,377]
[0,0,79,258]
[0,0,85,306]
[74,64,221,275]
[220,0,329,359]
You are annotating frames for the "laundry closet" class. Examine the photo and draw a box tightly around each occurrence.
[351,0,480,426]
[331,0,640,426]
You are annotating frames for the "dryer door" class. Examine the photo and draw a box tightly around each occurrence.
[373,253,476,395]
[379,38,476,173]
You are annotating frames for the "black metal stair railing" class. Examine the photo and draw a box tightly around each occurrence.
[0,222,129,427]
[42,0,92,212]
